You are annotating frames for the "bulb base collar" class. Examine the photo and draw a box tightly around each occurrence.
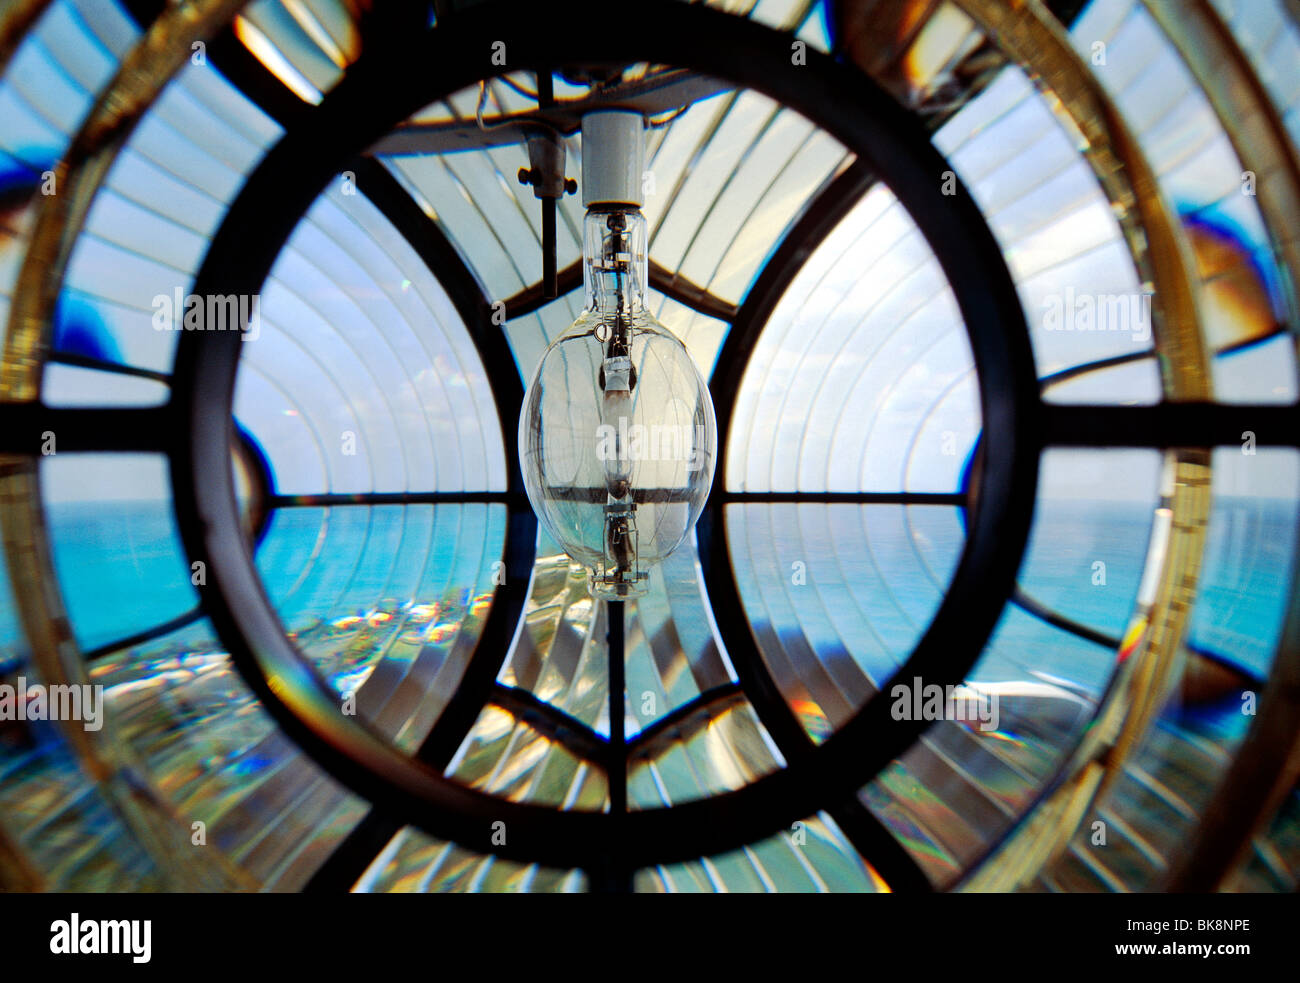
[581,110,646,208]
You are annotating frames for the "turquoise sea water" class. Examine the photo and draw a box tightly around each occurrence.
[0,496,1293,693]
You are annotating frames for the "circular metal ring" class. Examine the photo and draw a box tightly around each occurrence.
[171,0,1040,871]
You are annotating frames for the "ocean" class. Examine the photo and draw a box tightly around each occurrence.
[0,495,1291,696]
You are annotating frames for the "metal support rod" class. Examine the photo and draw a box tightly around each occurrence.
[542,196,557,299]
[538,69,558,299]
[591,599,633,892]
[608,599,626,811]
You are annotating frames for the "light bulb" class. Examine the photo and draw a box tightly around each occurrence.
[519,113,716,600]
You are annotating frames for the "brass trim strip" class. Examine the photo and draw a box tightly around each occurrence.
[927,0,1214,891]
[1,0,249,401]
[1143,0,1300,892]
[0,0,255,890]
[0,0,52,79]
[0,2,56,892]
[0,812,44,892]
[1146,0,1300,339]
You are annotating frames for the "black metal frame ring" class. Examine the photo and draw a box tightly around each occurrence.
[170,0,1040,871]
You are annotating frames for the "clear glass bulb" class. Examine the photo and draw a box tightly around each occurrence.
[519,206,717,599]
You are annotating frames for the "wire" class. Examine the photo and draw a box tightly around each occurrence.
[475,79,517,131]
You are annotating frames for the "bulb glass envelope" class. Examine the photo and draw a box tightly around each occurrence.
[520,205,717,599]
